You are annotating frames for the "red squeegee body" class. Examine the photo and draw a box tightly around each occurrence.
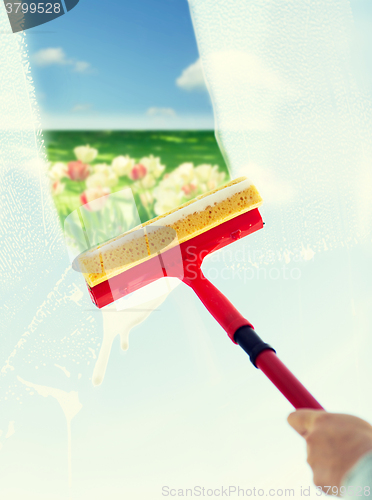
[88,208,263,310]
[86,208,324,411]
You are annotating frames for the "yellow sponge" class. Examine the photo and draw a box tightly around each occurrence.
[78,176,262,288]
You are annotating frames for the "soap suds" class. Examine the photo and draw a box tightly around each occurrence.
[88,347,97,360]
[0,0,100,428]
[54,364,71,378]
[189,0,372,260]
[5,421,15,439]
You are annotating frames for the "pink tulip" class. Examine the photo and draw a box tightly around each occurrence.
[51,180,65,196]
[67,160,90,181]
[129,163,147,181]
[80,187,110,211]
[182,183,197,197]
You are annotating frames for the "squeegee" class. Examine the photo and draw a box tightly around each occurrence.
[75,177,324,410]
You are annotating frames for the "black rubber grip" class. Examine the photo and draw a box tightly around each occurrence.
[234,325,276,368]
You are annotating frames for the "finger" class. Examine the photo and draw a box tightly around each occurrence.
[287,409,326,437]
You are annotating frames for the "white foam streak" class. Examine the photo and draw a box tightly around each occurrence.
[92,293,168,386]
[17,376,82,486]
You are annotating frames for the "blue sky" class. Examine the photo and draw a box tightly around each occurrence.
[26,0,372,129]
[27,0,212,129]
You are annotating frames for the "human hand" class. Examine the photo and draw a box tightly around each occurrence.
[288,410,372,493]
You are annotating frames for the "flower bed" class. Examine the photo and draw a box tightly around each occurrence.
[49,143,228,225]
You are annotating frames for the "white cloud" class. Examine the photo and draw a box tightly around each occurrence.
[33,47,68,66]
[146,107,176,117]
[33,47,91,73]
[73,61,91,73]
[71,103,93,113]
[176,59,207,91]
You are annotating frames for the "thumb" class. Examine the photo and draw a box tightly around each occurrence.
[287,409,326,437]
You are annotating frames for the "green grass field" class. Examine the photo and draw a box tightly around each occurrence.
[45,130,226,172]
[45,130,228,224]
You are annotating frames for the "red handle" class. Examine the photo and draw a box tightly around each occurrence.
[182,266,253,340]
[184,268,324,410]
[256,350,324,410]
